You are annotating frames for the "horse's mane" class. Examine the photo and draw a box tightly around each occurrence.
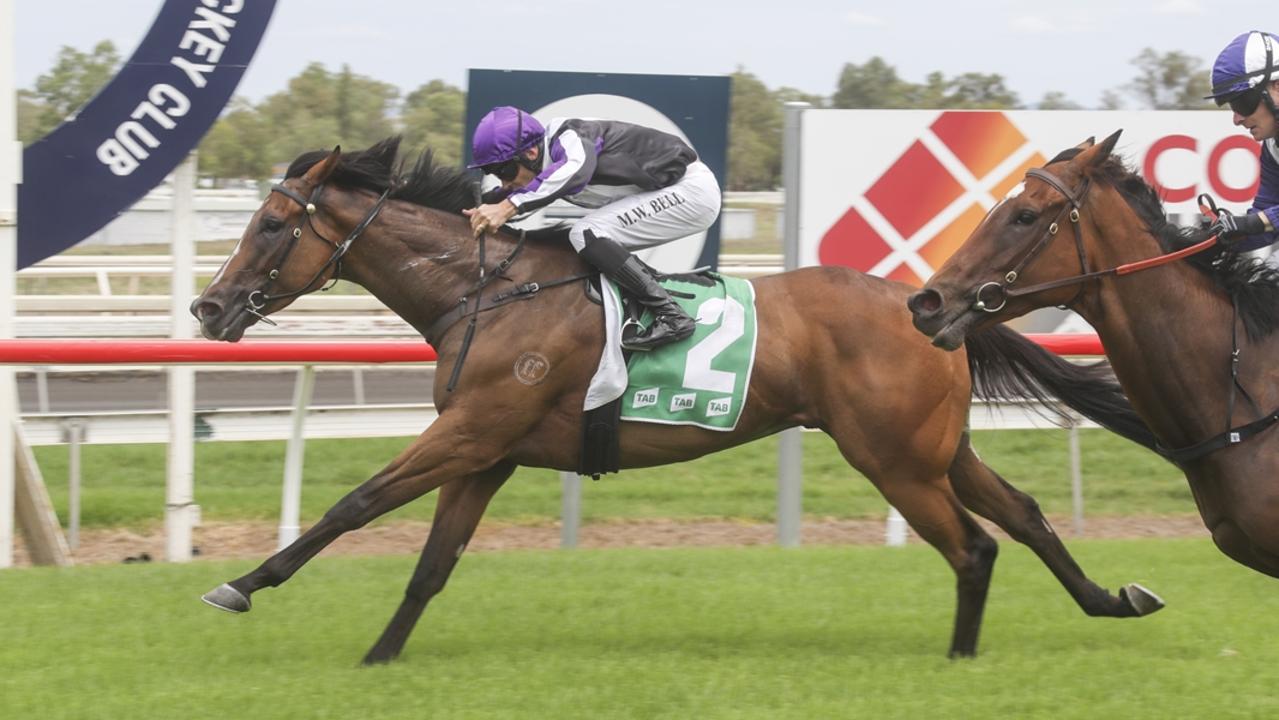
[284,136,571,244]
[1054,148,1279,341]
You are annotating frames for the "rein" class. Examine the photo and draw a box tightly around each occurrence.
[247,182,392,324]
[977,166,1279,464]
[428,229,591,392]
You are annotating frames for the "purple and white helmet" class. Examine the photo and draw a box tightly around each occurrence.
[467,106,545,168]
[1207,30,1279,105]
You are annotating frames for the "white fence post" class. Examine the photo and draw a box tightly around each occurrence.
[66,419,83,550]
[0,0,21,568]
[560,471,581,549]
[279,365,316,550]
[165,153,198,562]
[777,101,809,548]
[1070,419,1085,535]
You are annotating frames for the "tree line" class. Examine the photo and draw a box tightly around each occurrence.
[16,41,1211,192]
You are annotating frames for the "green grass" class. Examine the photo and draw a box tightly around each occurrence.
[30,428,1190,531]
[1,538,1275,719]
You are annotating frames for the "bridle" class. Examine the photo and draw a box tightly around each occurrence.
[969,168,1094,313]
[969,166,1220,314]
[243,181,392,325]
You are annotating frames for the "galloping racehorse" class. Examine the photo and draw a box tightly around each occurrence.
[193,138,1163,664]
[909,130,1279,579]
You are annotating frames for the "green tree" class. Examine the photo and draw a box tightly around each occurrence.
[1123,48,1210,109]
[831,57,917,108]
[1036,91,1082,110]
[23,40,120,141]
[831,58,1019,109]
[16,90,46,144]
[400,79,467,167]
[255,62,399,171]
[197,97,271,180]
[727,69,783,191]
[942,72,1020,109]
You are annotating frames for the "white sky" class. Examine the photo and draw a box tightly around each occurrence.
[12,0,1254,108]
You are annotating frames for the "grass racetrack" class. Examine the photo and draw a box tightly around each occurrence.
[4,538,1279,719]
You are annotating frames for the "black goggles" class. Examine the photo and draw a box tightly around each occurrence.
[482,159,520,182]
[1226,86,1265,116]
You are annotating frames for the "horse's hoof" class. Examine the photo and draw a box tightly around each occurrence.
[1120,583,1165,616]
[201,583,252,613]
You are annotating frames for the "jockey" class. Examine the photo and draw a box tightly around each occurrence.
[463,106,722,351]
[1205,31,1279,255]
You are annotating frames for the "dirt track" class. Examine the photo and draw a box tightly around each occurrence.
[12,514,1210,567]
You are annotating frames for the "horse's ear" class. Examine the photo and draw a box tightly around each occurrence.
[1095,129,1123,160]
[1073,130,1123,169]
[1074,137,1096,150]
[302,146,342,186]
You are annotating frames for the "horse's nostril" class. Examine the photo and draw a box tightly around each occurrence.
[908,289,943,315]
[192,299,222,321]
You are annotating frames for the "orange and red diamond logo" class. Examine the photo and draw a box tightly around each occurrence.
[818,111,1047,286]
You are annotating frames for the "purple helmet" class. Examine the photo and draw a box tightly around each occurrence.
[1207,30,1279,104]
[467,106,545,169]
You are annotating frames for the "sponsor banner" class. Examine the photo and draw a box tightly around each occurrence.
[801,110,1259,285]
[18,0,276,268]
[466,69,730,272]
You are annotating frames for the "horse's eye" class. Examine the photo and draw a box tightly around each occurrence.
[260,217,285,234]
[1014,209,1038,226]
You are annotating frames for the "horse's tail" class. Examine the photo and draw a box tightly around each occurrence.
[964,324,1160,453]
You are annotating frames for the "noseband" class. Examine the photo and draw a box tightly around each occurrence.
[970,167,1092,313]
[244,182,392,324]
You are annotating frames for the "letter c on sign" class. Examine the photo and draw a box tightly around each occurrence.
[1143,135,1197,204]
[1208,136,1261,203]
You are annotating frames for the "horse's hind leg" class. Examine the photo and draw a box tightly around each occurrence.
[879,479,998,658]
[362,461,515,665]
[833,430,997,659]
[947,435,1164,618]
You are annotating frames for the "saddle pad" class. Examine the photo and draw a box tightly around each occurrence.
[612,274,759,431]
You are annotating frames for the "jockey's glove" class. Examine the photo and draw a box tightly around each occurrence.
[1212,210,1267,244]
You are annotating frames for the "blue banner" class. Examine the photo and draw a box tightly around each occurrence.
[18,0,276,268]
[466,69,731,271]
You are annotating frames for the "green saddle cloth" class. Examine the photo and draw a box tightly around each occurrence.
[606,273,759,431]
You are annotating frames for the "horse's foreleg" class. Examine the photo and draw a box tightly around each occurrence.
[948,438,1164,618]
[362,461,515,665]
[202,418,508,614]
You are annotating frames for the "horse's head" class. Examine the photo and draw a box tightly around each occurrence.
[907,130,1124,350]
[192,148,349,342]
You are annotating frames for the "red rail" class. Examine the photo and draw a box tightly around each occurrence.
[1024,333,1104,355]
[0,339,438,364]
[0,334,1103,364]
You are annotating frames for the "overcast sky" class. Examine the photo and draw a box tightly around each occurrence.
[12,0,1258,108]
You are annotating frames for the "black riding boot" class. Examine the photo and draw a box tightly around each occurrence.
[579,231,695,351]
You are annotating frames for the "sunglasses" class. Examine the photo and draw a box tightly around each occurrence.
[1227,87,1264,116]
[482,160,520,182]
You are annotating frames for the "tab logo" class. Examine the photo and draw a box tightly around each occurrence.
[707,397,732,417]
[670,393,696,412]
[632,388,659,408]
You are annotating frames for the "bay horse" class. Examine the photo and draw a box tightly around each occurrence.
[192,138,1163,664]
[908,130,1279,580]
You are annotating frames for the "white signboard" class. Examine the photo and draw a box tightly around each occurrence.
[797,110,1260,285]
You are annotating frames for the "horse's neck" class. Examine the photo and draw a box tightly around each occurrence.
[341,205,580,342]
[1077,206,1259,449]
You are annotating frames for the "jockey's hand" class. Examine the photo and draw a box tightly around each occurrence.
[462,200,518,238]
[1212,210,1267,245]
